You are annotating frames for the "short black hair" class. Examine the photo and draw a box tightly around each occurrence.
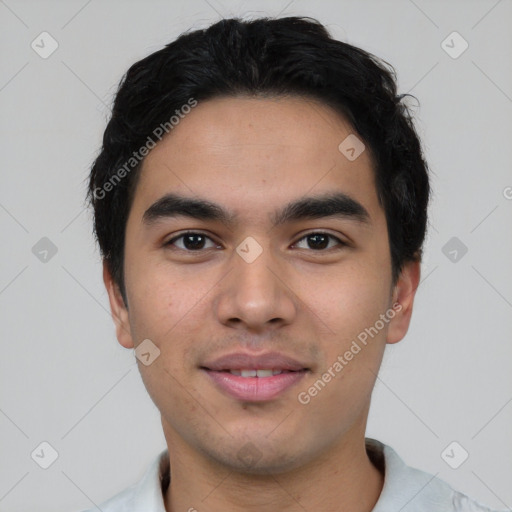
[87,16,430,304]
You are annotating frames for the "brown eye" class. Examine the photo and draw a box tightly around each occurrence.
[294,232,345,251]
[166,232,218,251]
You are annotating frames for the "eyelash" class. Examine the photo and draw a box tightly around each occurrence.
[164,231,347,252]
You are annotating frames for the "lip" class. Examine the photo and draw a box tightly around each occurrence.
[201,351,310,402]
[201,351,308,372]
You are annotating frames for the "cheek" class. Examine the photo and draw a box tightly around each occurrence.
[125,273,173,338]
[300,260,391,335]
[125,261,215,374]
[307,265,391,396]
[124,255,189,331]
[304,284,389,419]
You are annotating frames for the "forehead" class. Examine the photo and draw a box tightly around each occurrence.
[129,95,382,225]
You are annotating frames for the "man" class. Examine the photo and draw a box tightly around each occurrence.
[85,16,500,512]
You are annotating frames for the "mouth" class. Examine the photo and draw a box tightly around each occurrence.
[200,352,310,402]
[213,368,298,377]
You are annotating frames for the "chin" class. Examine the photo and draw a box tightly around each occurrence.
[204,436,314,476]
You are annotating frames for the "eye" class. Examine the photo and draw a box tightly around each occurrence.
[293,232,346,251]
[165,231,219,251]
[164,231,347,253]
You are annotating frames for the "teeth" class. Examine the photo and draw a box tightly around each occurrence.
[228,369,284,377]
[256,369,273,377]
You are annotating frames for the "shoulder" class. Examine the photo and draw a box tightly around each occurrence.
[78,449,169,512]
[452,491,505,512]
[79,483,138,512]
[366,438,505,512]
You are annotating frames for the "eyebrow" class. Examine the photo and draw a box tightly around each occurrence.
[142,192,371,228]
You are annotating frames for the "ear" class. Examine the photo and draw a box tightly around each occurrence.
[103,261,135,349]
[386,259,421,345]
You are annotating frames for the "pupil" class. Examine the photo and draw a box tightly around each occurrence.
[308,234,328,250]
[184,234,205,250]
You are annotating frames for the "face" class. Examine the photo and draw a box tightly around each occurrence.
[105,96,419,474]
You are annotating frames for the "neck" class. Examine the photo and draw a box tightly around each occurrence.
[162,426,384,512]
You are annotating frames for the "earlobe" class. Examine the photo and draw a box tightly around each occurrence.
[386,260,421,345]
[102,261,135,349]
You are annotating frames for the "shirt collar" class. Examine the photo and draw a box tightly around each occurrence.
[367,438,457,511]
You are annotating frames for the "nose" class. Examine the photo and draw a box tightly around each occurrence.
[214,240,298,335]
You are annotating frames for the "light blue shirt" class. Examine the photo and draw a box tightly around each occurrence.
[81,438,502,511]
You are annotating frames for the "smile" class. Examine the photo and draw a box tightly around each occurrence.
[225,369,291,377]
[201,351,311,401]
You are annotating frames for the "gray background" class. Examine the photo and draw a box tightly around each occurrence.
[1,0,511,510]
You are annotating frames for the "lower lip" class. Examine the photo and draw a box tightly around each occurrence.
[203,370,308,402]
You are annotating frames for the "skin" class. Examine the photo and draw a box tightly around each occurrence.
[104,95,420,512]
